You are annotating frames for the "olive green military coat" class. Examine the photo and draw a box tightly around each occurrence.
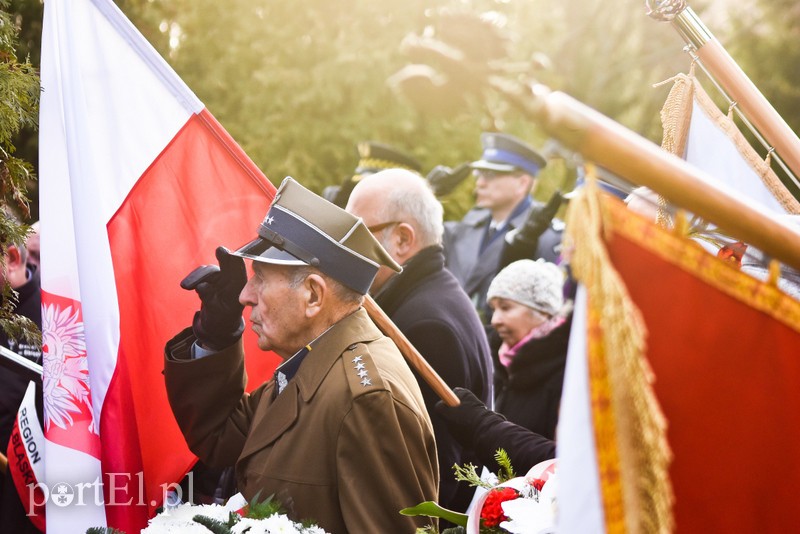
[164,308,438,534]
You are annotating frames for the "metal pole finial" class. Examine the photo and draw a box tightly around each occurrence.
[645,0,687,22]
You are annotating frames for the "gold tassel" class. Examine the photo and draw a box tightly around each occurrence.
[565,171,674,534]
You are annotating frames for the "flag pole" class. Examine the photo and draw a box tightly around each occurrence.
[647,3,800,183]
[364,296,460,406]
[494,79,800,273]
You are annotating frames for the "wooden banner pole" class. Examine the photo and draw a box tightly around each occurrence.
[667,6,800,181]
[499,80,800,273]
[363,296,460,407]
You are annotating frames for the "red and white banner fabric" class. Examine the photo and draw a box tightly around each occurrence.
[39,1,277,531]
[6,381,46,532]
[558,186,800,532]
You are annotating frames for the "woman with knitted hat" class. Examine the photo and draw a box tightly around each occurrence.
[486,259,572,440]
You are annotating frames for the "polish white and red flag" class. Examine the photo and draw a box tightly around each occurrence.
[39,1,278,532]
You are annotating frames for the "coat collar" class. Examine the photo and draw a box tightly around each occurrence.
[294,307,382,403]
[374,246,444,316]
[239,307,382,459]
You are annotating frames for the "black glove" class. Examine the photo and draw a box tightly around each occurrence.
[500,191,563,268]
[425,162,472,197]
[180,246,246,350]
[331,176,358,208]
[435,387,506,449]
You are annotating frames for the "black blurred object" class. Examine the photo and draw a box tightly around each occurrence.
[329,175,359,209]
[500,191,564,269]
[389,10,512,117]
[434,387,504,448]
[181,246,246,351]
[325,141,423,208]
[425,162,472,197]
[435,387,555,473]
[354,141,422,176]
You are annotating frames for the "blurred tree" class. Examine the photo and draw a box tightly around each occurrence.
[0,0,41,345]
[7,0,799,221]
[6,0,42,222]
[726,0,800,134]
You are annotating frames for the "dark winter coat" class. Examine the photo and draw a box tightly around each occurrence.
[0,266,43,534]
[374,245,492,513]
[491,313,572,440]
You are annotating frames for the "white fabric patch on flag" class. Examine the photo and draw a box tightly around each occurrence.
[556,286,604,533]
[40,1,276,532]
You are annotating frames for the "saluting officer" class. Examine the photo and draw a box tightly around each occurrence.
[443,132,563,322]
[165,177,438,533]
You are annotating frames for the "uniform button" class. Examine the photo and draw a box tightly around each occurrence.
[346,343,358,351]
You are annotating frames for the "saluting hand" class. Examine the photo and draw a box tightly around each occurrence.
[181,246,247,350]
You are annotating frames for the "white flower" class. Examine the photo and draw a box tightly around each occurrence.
[142,503,232,533]
[500,473,559,534]
[141,502,330,534]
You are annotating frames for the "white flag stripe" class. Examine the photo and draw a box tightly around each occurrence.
[40,0,207,530]
[44,441,106,531]
[685,95,789,215]
[556,285,604,533]
[42,0,200,431]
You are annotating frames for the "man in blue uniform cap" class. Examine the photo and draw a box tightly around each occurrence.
[443,132,563,322]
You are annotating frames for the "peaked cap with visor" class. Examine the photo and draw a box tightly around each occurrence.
[233,177,401,295]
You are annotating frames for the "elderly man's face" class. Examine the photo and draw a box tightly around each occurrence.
[239,261,308,359]
[474,170,531,215]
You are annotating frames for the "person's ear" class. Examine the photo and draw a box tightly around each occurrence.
[6,245,23,270]
[304,273,327,318]
[393,223,416,259]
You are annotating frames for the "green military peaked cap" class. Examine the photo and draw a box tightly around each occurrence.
[234,177,401,295]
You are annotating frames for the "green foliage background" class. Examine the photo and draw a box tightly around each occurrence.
[6,0,800,220]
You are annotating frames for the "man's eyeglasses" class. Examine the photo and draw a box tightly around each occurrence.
[367,221,401,233]
[473,169,523,181]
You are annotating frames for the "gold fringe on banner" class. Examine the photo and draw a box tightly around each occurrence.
[564,170,674,534]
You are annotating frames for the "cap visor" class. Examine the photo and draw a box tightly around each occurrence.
[469,160,518,173]
[232,238,307,266]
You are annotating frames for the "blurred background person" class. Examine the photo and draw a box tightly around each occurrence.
[486,259,571,440]
[444,132,563,322]
[0,235,42,534]
[323,140,422,208]
[346,169,493,516]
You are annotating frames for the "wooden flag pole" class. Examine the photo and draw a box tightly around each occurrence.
[653,5,800,182]
[363,296,460,406]
[497,80,800,273]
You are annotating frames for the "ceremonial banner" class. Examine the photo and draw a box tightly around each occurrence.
[558,181,800,532]
[39,1,277,532]
[660,72,800,215]
[6,381,46,532]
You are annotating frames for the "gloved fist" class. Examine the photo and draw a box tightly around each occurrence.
[435,387,505,448]
[516,190,563,245]
[181,246,246,350]
[500,191,563,268]
[426,162,472,197]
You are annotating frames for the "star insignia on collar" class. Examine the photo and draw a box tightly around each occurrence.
[357,369,369,378]
[355,362,366,371]
[266,215,275,225]
[352,355,363,364]
[360,377,372,387]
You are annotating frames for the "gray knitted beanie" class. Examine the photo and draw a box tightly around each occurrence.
[486,259,565,316]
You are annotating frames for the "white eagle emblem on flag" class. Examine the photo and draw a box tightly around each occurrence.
[42,303,96,434]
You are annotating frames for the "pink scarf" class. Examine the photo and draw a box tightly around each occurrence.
[498,315,566,367]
